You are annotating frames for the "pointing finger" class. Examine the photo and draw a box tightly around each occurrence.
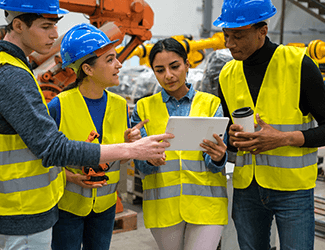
[151,133,175,142]
[133,119,149,130]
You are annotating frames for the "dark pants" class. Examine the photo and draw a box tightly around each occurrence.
[52,204,116,250]
[232,181,314,250]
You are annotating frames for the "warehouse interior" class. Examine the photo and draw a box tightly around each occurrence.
[0,0,324,249]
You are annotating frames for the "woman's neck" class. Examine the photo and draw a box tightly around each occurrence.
[79,79,104,99]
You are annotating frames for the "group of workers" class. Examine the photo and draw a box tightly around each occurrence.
[0,0,324,249]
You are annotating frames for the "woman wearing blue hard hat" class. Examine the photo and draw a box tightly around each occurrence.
[48,23,145,250]
[214,0,325,250]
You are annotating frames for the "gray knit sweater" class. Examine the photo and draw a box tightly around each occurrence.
[0,41,100,235]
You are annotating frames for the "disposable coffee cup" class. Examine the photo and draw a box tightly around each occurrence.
[232,107,254,133]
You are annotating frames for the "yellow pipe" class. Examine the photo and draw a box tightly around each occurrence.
[118,37,325,68]
[116,32,226,68]
[176,32,225,53]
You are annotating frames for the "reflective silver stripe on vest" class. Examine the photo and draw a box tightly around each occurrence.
[236,151,317,168]
[65,181,118,198]
[236,154,252,167]
[182,183,227,198]
[271,121,315,132]
[65,181,92,198]
[156,160,179,173]
[0,148,38,165]
[255,151,317,168]
[97,183,118,197]
[143,183,227,201]
[142,160,180,177]
[143,185,181,201]
[182,160,207,172]
[0,167,62,194]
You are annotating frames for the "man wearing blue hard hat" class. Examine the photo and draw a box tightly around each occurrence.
[0,0,173,249]
[214,0,325,249]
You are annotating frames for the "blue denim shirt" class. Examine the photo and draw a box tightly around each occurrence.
[131,83,228,174]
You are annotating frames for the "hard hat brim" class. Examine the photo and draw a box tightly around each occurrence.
[94,40,119,57]
[213,10,276,29]
[0,5,69,15]
[4,10,65,23]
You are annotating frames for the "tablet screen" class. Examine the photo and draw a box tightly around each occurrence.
[165,116,229,151]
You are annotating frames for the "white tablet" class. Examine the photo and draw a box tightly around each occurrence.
[165,116,229,151]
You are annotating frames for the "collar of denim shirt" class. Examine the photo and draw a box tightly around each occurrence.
[161,83,195,103]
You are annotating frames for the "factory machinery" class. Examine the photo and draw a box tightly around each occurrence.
[32,35,325,102]
[0,0,226,102]
[0,0,324,102]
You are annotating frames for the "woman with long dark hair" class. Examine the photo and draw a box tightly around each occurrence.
[131,38,229,250]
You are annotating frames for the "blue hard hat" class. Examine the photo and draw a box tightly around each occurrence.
[0,0,68,15]
[213,0,277,29]
[60,23,119,70]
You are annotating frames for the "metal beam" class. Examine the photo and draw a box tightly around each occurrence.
[280,0,286,44]
[288,0,325,23]
[200,0,213,38]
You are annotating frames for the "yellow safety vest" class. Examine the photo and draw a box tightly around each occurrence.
[0,52,65,215]
[137,91,228,228]
[57,87,127,216]
[219,45,318,191]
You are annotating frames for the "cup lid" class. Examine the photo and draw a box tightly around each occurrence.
[232,107,254,118]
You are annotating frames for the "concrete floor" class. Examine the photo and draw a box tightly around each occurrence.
[110,201,158,250]
[111,179,325,250]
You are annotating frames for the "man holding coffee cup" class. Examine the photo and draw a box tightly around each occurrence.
[214,0,325,249]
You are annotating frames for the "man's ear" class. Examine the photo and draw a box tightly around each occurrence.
[259,25,268,37]
[11,19,25,34]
